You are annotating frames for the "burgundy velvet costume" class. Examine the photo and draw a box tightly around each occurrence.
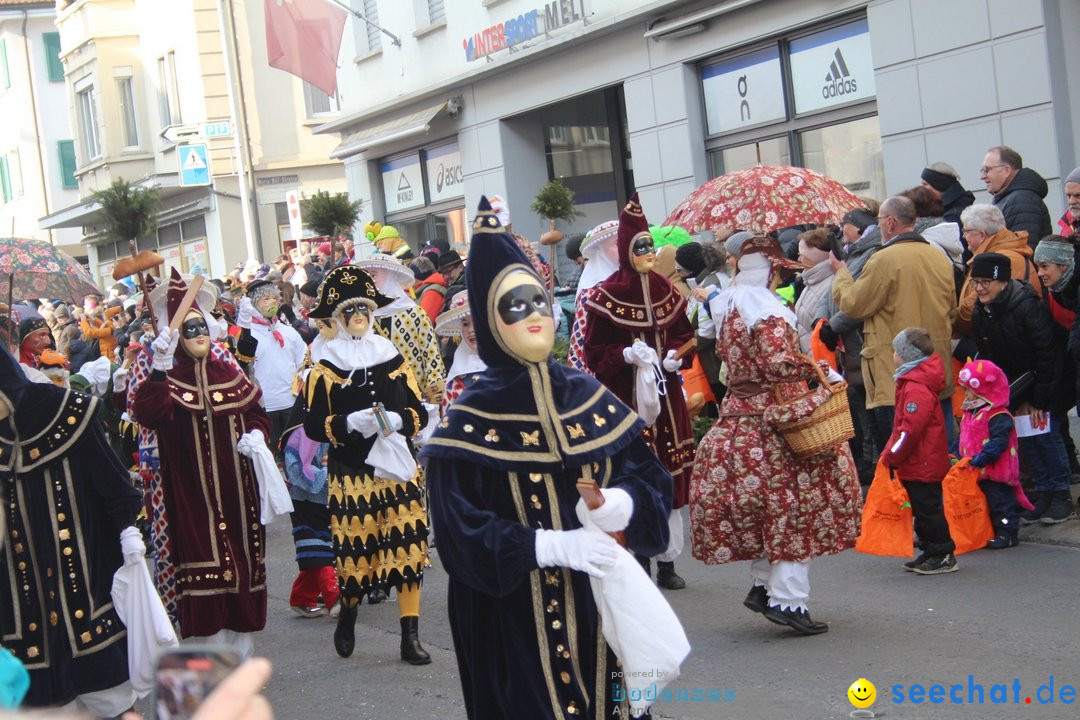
[584,196,695,506]
[132,340,271,638]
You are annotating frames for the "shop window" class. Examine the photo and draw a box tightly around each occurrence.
[540,86,633,205]
[701,17,882,199]
[43,32,64,82]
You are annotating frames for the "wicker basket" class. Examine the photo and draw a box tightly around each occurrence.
[773,357,855,460]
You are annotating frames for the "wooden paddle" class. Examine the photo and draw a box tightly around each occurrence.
[168,275,205,332]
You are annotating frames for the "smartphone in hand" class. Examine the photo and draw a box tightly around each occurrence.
[153,646,242,720]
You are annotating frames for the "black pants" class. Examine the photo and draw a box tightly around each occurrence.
[847,384,876,484]
[900,480,955,556]
[268,408,291,459]
[870,405,895,453]
[979,479,1020,540]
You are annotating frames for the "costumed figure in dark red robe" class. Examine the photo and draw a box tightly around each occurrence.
[421,197,675,720]
[131,270,271,655]
[583,194,695,589]
[301,265,432,664]
[1,345,143,714]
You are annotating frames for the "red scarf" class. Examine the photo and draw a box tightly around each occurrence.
[251,314,284,347]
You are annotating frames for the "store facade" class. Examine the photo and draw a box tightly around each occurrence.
[322,0,1080,259]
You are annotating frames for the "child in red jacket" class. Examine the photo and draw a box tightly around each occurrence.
[882,327,957,575]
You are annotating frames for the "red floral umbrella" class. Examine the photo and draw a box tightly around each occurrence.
[0,237,101,306]
[665,165,864,235]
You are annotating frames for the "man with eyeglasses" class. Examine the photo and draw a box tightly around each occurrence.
[981,145,1052,249]
[831,196,958,450]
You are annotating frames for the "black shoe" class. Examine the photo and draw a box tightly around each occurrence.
[911,553,958,575]
[636,555,651,578]
[399,616,432,665]
[743,585,769,615]
[367,587,387,605]
[903,552,930,572]
[762,605,829,635]
[1021,493,1052,525]
[655,561,686,590]
[985,535,1019,549]
[1040,491,1077,525]
[333,600,359,658]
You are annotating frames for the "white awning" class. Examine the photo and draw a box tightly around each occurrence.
[330,100,448,160]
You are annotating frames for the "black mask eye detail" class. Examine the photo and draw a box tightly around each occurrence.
[497,282,552,324]
[181,317,210,339]
[632,236,654,256]
[340,305,369,323]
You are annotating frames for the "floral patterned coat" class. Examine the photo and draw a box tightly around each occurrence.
[689,310,862,564]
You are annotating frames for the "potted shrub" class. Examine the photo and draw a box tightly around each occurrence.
[301,190,363,244]
[529,178,583,296]
[94,179,162,325]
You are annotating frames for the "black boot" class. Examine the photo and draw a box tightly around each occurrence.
[636,554,651,578]
[1020,493,1052,524]
[400,616,432,665]
[1040,491,1077,525]
[333,599,359,658]
[655,561,686,590]
[368,587,387,604]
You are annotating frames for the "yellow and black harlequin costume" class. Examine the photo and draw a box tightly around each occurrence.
[420,198,674,719]
[301,265,431,663]
[0,346,142,709]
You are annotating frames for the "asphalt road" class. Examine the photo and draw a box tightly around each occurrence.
[241,509,1080,720]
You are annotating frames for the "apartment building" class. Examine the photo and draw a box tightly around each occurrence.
[40,0,347,286]
[0,0,83,258]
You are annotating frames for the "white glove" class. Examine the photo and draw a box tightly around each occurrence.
[150,328,179,372]
[112,366,129,393]
[587,487,635,533]
[534,528,620,578]
[662,349,681,374]
[347,408,379,438]
[622,340,659,368]
[236,429,265,458]
[236,297,255,330]
[119,526,146,566]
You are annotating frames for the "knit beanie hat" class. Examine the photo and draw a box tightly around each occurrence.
[841,208,875,233]
[724,230,755,259]
[674,242,705,275]
[1034,238,1076,292]
[920,167,955,192]
[1066,167,1080,186]
[893,327,933,364]
[969,252,1011,281]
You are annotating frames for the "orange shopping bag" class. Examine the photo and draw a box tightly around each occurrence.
[680,352,716,405]
[942,458,995,554]
[855,461,914,557]
[809,318,838,371]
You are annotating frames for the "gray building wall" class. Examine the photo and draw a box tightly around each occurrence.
[870,0,1065,217]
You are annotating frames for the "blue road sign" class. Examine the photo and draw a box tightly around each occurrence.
[178,143,211,186]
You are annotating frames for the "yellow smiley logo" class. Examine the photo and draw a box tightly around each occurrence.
[847,678,876,709]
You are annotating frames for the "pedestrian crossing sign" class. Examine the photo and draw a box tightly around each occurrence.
[178,143,211,186]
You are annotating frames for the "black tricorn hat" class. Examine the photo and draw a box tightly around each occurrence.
[307,265,391,319]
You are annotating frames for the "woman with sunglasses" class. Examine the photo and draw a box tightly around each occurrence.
[300,265,432,665]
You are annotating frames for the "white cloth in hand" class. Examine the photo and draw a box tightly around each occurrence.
[236,429,294,524]
[347,408,379,438]
[534,528,620,578]
[367,432,416,484]
[150,328,179,372]
[236,429,265,458]
[112,366,129,393]
[622,340,659,369]
[236,297,255,330]
[826,367,844,385]
[587,487,635,533]
[662,349,681,374]
[111,526,178,697]
[120,525,146,566]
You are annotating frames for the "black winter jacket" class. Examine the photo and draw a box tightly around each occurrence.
[941,181,976,231]
[972,280,1065,412]
[992,168,1052,249]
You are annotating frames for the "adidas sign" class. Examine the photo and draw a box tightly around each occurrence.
[822,47,858,99]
